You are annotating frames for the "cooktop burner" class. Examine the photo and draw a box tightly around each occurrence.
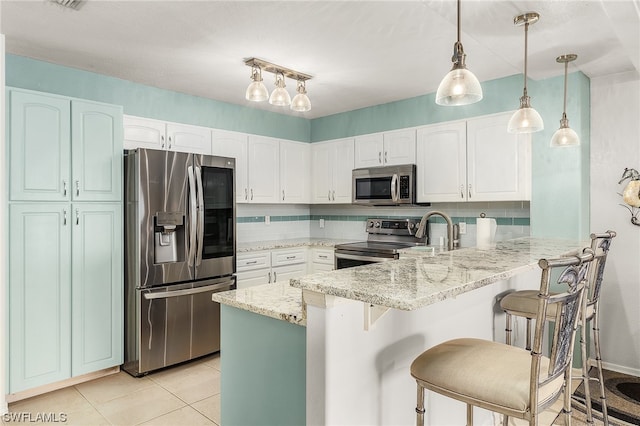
[334,218,427,255]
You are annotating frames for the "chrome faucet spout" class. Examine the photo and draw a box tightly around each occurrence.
[415,210,456,251]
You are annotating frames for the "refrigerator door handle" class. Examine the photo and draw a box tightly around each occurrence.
[187,165,198,267]
[143,280,235,299]
[195,166,205,267]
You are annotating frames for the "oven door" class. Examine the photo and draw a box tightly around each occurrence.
[334,251,397,269]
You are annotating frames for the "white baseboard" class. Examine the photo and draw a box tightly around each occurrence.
[601,360,640,378]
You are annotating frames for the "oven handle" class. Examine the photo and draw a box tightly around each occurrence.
[334,253,393,263]
[391,173,398,202]
[143,280,236,300]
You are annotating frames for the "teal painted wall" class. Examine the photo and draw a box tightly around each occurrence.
[5,54,310,142]
[220,305,306,426]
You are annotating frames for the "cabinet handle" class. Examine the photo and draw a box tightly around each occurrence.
[378,152,382,164]
[245,260,257,265]
[63,209,67,226]
[282,190,285,201]
[468,184,472,199]
[273,271,277,282]
[244,188,248,200]
[251,188,254,200]
[75,209,80,225]
[161,135,165,148]
[63,180,67,196]
[319,255,328,259]
[328,190,331,201]
[286,255,296,260]
[332,190,335,201]
[268,272,271,283]
[384,151,388,163]
[460,185,464,199]
[168,136,172,149]
[76,180,80,196]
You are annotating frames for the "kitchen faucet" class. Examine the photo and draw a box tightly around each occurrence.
[415,210,459,251]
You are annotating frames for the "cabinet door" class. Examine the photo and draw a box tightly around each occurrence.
[167,122,212,154]
[71,101,123,202]
[416,122,467,203]
[236,268,271,290]
[311,141,333,204]
[71,203,123,376]
[354,134,384,168]
[332,138,355,203]
[272,264,308,284]
[9,90,71,201]
[9,203,72,392]
[466,112,531,201]
[123,115,166,150]
[212,130,249,203]
[280,141,310,203]
[384,129,416,165]
[247,136,280,203]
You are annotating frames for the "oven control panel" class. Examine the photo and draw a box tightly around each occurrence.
[366,218,421,236]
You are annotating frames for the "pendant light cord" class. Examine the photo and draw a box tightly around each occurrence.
[457,0,461,43]
[523,21,529,96]
[562,60,568,117]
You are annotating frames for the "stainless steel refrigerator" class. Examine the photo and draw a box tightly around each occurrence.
[123,148,236,376]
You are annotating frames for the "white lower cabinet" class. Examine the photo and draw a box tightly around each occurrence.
[236,248,308,289]
[309,248,335,272]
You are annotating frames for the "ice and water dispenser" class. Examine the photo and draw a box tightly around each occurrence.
[154,211,184,264]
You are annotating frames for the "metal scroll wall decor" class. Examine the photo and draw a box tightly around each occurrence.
[618,167,640,226]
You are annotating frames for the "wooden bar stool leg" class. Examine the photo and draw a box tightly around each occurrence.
[466,404,473,426]
[416,384,425,426]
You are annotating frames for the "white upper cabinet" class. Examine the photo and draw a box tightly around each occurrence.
[311,138,354,204]
[247,135,280,203]
[123,115,211,154]
[212,129,249,203]
[416,112,530,203]
[280,140,311,203]
[466,113,531,201]
[354,129,415,168]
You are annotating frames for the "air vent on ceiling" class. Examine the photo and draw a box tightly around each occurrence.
[49,0,84,10]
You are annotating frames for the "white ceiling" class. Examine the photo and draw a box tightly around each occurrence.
[1,0,639,119]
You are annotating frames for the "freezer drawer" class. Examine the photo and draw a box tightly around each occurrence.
[123,276,235,376]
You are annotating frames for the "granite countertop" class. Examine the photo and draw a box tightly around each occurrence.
[290,237,587,311]
[237,237,358,253]
[212,281,305,326]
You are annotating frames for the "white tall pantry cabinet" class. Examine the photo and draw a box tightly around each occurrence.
[7,88,123,394]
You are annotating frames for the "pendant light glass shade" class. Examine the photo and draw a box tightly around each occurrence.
[550,54,580,147]
[508,12,543,134]
[245,66,269,102]
[269,73,291,106]
[435,0,482,106]
[291,80,311,112]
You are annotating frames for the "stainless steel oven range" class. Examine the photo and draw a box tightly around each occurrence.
[334,218,426,269]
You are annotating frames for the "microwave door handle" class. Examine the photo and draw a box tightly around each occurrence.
[195,166,205,267]
[187,166,197,268]
[391,174,398,202]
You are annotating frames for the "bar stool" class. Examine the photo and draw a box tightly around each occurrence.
[500,231,616,425]
[410,248,594,426]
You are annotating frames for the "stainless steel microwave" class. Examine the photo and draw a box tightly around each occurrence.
[352,164,416,205]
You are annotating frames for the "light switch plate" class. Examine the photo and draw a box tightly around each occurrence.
[319,218,325,228]
[265,215,270,225]
[459,222,466,234]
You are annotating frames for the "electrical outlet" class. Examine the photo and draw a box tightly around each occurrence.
[319,218,325,228]
[265,215,270,225]
[458,222,466,234]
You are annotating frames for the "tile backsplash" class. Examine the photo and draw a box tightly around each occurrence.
[236,202,530,246]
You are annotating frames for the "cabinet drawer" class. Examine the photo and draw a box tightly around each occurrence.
[312,249,334,265]
[271,248,307,266]
[236,251,271,271]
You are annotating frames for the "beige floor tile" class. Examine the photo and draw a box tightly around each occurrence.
[63,406,110,425]
[94,384,185,426]
[8,387,93,417]
[200,354,221,371]
[75,371,155,405]
[147,363,220,405]
[141,405,215,426]
[191,394,220,425]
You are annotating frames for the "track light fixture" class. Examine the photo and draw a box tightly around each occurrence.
[244,58,312,112]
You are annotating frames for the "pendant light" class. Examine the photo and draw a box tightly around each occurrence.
[245,65,269,102]
[435,0,483,106]
[291,80,311,112]
[550,54,580,147]
[507,12,544,134]
[269,72,291,107]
